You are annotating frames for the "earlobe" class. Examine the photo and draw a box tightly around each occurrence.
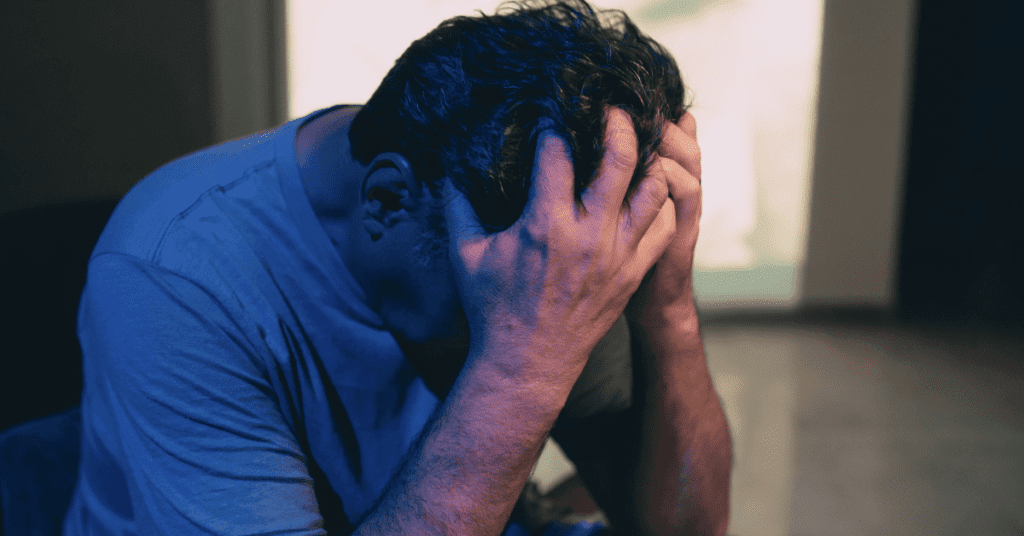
[363,217,385,241]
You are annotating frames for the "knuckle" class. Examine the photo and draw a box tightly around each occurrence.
[521,204,573,246]
[521,214,550,245]
[684,173,702,196]
[650,160,670,194]
[605,138,639,175]
[681,112,698,136]
[653,177,670,206]
[604,112,639,174]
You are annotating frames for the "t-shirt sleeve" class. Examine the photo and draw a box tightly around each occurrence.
[80,252,328,535]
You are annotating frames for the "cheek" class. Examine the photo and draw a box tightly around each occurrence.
[419,267,462,328]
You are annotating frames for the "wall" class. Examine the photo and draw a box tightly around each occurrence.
[0,0,215,429]
[897,0,1024,334]
[0,1,215,215]
[209,0,288,143]
[801,0,919,308]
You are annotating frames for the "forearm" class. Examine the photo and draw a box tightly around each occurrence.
[627,302,732,536]
[353,357,570,536]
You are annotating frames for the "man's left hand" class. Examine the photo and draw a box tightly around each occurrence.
[626,111,703,327]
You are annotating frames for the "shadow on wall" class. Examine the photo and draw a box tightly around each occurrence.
[0,0,214,216]
[1,0,219,430]
[0,198,121,432]
[897,0,1024,337]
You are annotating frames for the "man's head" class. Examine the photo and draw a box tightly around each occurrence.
[350,0,687,242]
[346,0,687,375]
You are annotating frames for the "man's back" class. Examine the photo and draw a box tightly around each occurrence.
[61,2,732,532]
[63,107,439,535]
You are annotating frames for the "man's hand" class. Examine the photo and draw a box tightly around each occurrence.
[627,112,703,328]
[351,109,678,536]
[591,112,729,536]
[443,107,677,390]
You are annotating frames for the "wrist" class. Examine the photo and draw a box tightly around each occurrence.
[626,295,706,386]
[467,320,595,395]
[633,294,700,341]
[458,347,573,423]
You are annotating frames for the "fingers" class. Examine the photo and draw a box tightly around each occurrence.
[679,111,697,140]
[443,180,484,243]
[625,155,700,270]
[630,195,676,277]
[660,156,701,219]
[583,107,638,214]
[528,129,576,217]
[443,180,497,274]
[621,157,671,249]
[659,119,701,183]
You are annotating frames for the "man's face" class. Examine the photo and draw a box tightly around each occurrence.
[377,191,466,345]
[381,201,470,398]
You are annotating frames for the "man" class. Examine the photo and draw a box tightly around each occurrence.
[63,1,731,534]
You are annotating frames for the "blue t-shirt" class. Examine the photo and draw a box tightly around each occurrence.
[63,107,441,535]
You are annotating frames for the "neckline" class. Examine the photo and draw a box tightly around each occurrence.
[276,105,384,329]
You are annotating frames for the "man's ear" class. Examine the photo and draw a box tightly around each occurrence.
[361,152,418,241]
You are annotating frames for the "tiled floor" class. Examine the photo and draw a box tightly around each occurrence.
[535,319,1024,535]
[706,320,1024,536]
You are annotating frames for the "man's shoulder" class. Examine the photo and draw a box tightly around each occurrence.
[93,126,294,264]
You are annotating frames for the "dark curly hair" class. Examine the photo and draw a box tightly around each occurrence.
[349,0,688,233]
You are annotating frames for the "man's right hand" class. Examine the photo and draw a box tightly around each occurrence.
[353,108,676,536]
[443,107,677,393]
